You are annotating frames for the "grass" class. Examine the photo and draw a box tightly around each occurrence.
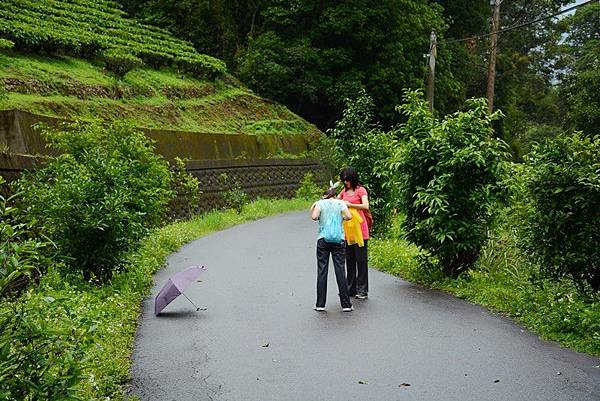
[13,198,309,401]
[370,215,600,357]
[0,51,320,137]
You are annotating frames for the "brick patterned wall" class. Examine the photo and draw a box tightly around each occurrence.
[170,158,329,219]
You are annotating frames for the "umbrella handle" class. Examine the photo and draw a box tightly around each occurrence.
[181,292,201,311]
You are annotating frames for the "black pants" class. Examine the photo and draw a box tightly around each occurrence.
[346,240,368,296]
[316,238,352,308]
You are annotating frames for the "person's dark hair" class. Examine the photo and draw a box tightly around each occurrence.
[323,187,338,199]
[340,166,359,189]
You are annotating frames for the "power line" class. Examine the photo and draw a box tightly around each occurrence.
[443,0,598,45]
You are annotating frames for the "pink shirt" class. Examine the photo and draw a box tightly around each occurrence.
[339,186,369,240]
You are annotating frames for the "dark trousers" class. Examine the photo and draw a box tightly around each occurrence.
[316,238,352,308]
[346,240,368,296]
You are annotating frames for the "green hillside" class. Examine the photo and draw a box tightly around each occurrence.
[0,52,319,136]
[0,0,320,138]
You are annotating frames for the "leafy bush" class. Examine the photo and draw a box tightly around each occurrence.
[0,38,14,51]
[394,90,510,275]
[516,133,600,291]
[218,173,249,214]
[102,48,143,76]
[0,302,91,401]
[295,172,322,200]
[0,177,51,299]
[328,91,397,234]
[18,121,173,281]
[168,157,200,220]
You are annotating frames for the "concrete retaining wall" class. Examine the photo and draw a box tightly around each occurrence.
[0,110,329,217]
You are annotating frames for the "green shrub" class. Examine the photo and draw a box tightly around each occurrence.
[102,48,144,76]
[295,172,322,200]
[0,38,14,51]
[394,90,510,275]
[168,157,200,220]
[516,133,600,291]
[328,90,397,234]
[218,173,249,214]
[18,121,174,281]
[0,302,91,401]
[0,177,51,299]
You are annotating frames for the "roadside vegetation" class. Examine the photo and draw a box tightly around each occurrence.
[0,122,309,399]
[327,90,599,357]
[1,1,598,399]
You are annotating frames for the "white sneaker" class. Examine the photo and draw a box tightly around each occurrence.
[342,306,354,312]
[314,306,325,311]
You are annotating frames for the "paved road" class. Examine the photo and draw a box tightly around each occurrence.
[130,211,600,401]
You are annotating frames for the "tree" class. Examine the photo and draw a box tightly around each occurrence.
[239,0,454,128]
[437,1,573,156]
[559,2,600,135]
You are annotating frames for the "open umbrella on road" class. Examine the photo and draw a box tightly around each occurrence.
[155,266,206,315]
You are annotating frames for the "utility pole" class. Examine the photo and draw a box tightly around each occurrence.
[487,0,501,113]
[426,29,437,113]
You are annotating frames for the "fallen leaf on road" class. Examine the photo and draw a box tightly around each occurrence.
[399,383,411,388]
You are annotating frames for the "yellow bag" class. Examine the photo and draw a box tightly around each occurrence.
[343,209,364,247]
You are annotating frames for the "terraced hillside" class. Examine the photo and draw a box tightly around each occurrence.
[0,53,319,137]
[0,0,320,138]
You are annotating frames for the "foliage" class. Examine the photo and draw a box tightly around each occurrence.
[0,301,92,401]
[0,177,52,298]
[370,211,600,356]
[17,121,174,281]
[328,91,397,234]
[559,3,600,135]
[437,1,574,156]
[236,0,452,128]
[121,0,453,127]
[515,133,600,292]
[394,90,510,275]
[0,198,307,401]
[0,38,13,51]
[168,157,200,220]
[0,53,317,139]
[218,173,249,214]
[102,47,143,76]
[295,172,322,200]
[119,0,261,67]
[0,0,226,79]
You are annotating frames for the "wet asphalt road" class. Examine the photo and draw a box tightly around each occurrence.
[130,211,600,401]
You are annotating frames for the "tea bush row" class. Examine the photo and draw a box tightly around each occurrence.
[0,0,226,78]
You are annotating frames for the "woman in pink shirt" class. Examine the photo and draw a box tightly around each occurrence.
[338,167,370,299]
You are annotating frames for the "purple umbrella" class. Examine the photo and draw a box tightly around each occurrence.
[155,266,207,315]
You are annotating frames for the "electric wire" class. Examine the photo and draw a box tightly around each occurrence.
[443,0,598,44]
